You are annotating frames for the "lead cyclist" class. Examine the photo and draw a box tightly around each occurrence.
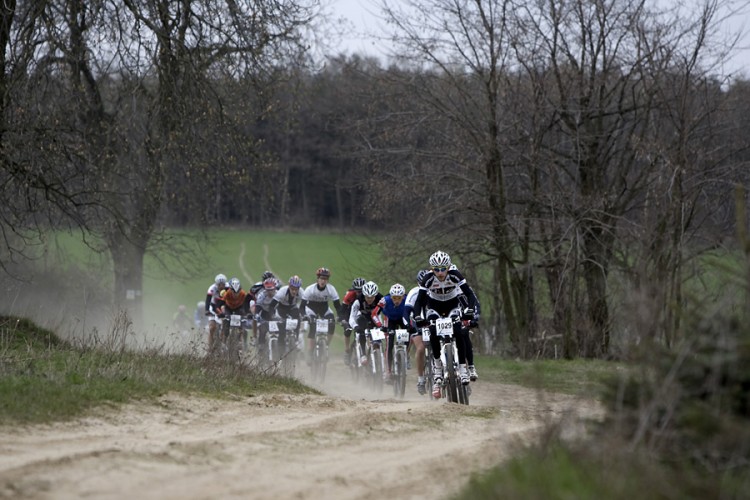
[413,250,478,399]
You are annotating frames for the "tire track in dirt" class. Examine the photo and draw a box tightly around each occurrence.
[238,242,274,286]
[0,363,602,500]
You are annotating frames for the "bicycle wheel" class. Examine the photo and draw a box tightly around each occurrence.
[444,347,459,403]
[316,337,327,383]
[394,349,406,398]
[372,347,384,394]
[349,344,361,384]
[458,379,470,405]
[282,344,296,377]
[269,338,278,366]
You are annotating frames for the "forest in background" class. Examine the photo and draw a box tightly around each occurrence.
[1,0,749,359]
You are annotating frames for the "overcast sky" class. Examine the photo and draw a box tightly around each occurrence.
[328,0,750,79]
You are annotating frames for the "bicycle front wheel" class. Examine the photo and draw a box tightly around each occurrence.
[315,338,327,383]
[394,349,406,398]
[372,348,384,394]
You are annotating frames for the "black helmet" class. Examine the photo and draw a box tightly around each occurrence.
[262,271,275,281]
[352,277,366,290]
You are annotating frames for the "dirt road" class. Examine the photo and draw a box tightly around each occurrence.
[0,362,598,500]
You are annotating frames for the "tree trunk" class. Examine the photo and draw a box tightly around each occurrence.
[108,236,147,333]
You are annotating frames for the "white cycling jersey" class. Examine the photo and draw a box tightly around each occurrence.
[206,283,227,310]
[405,286,420,309]
[273,285,302,308]
[302,283,340,303]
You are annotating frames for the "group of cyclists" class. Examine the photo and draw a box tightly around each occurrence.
[200,249,480,399]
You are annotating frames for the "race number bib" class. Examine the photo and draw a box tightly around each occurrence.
[268,321,279,333]
[230,314,242,327]
[315,318,329,334]
[394,329,409,344]
[421,327,430,342]
[286,318,299,330]
[370,329,386,341]
[435,317,453,337]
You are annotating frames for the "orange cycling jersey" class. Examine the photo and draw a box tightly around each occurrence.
[221,289,248,310]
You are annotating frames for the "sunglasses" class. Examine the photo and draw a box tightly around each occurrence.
[432,266,448,272]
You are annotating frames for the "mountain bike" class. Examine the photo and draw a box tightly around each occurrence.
[429,316,470,405]
[280,317,300,377]
[265,317,298,375]
[367,327,386,394]
[220,313,248,363]
[391,328,409,398]
[349,329,368,384]
[309,317,331,383]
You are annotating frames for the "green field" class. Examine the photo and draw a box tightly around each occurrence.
[45,229,398,343]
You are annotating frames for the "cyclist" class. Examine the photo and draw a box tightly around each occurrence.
[217,277,253,350]
[269,275,305,351]
[348,281,384,366]
[413,250,478,398]
[253,277,281,352]
[376,283,408,382]
[299,267,344,362]
[341,277,366,365]
[250,270,279,297]
[204,273,229,354]
[404,269,429,394]
[173,304,192,337]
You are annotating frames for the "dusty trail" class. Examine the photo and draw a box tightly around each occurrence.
[0,360,599,500]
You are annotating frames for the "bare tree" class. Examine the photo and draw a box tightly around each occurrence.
[366,0,747,357]
[5,0,319,329]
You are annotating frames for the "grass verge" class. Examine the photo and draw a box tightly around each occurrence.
[0,316,316,425]
[476,356,626,397]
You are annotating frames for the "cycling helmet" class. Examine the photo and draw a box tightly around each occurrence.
[316,267,331,278]
[429,250,451,268]
[352,277,366,290]
[197,301,205,309]
[416,269,428,283]
[389,283,406,297]
[215,274,227,286]
[288,275,302,288]
[229,277,241,293]
[262,271,275,281]
[263,278,277,290]
[362,281,379,297]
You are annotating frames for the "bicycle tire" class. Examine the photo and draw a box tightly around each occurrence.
[394,349,406,398]
[372,347,384,394]
[350,344,361,384]
[269,338,278,364]
[316,337,327,383]
[458,379,470,405]
[444,347,459,403]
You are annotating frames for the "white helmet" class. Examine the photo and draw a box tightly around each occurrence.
[429,250,451,268]
[229,277,241,293]
[215,274,227,286]
[362,281,379,297]
[389,283,405,297]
